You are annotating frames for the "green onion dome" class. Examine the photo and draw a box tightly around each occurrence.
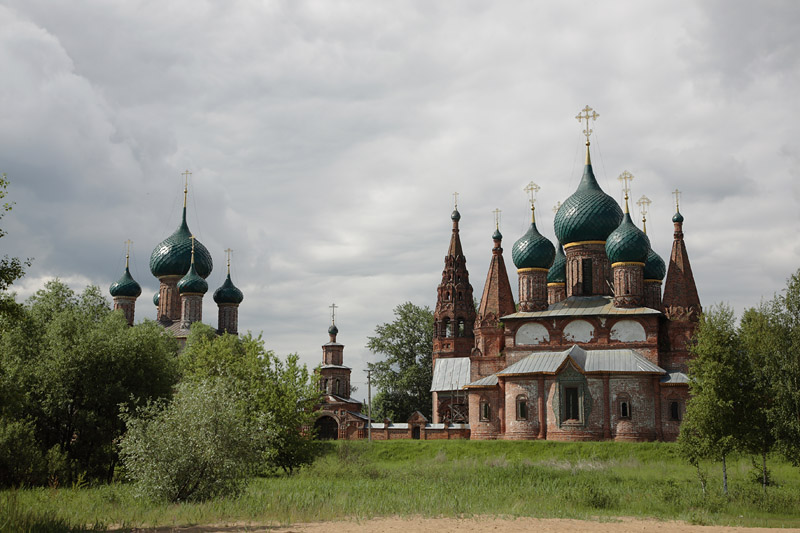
[644,248,667,280]
[547,244,567,284]
[512,220,556,270]
[109,267,142,298]
[328,323,339,336]
[213,273,244,305]
[150,207,213,279]
[153,292,159,306]
[554,163,623,245]
[672,211,684,223]
[492,228,502,240]
[605,212,650,264]
[451,209,461,222]
[177,263,208,295]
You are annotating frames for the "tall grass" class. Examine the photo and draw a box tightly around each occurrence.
[3,440,799,530]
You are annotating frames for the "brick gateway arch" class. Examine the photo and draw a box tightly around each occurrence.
[314,415,339,440]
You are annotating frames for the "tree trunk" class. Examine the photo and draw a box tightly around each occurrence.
[722,454,728,495]
[762,451,768,493]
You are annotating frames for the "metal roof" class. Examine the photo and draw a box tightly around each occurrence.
[661,371,690,385]
[501,295,660,320]
[498,345,665,376]
[465,374,498,388]
[320,364,351,370]
[430,357,471,392]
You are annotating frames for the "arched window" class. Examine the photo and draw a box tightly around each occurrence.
[322,379,328,392]
[480,399,491,421]
[335,379,341,396]
[617,394,631,419]
[444,319,452,338]
[457,318,465,337]
[516,395,528,420]
[669,400,681,421]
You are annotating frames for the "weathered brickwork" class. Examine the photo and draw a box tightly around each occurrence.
[612,263,645,308]
[565,242,612,297]
[518,269,549,311]
[217,303,239,334]
[180,293,203,328]
[547,283,567,305]
[113,296,136,326]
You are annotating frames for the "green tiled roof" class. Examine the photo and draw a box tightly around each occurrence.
[177,263,208,294]
[644,248,666,280]
[547,244,566,283]
[554,164,623,245]
[512,221,555,270]
[109,266,142,298]
[672,210,684,223]
[606,212,649,264]
[153,292,159,306]
[213,273,244,304]
[328,323,339,336]
[149,207,213,279]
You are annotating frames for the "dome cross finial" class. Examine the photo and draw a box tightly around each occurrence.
[618,170,634,213]
[672,188,682,212]
[637,195,651,235]
[524,181,540,223]
[493,208,501,230]
[329,302,338,325]
[125,239,133,269]
[190,234,196,264]
[452,191,459,209]
[225,248,233,275]
[575,105,599,146]
[182,169,192,208]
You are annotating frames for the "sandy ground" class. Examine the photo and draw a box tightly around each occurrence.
[128,516,800,533]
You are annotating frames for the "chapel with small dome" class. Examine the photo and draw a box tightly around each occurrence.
[109,174,244,341]
[431,106,701,441]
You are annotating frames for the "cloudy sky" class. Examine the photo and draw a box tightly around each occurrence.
[1,1,798,399]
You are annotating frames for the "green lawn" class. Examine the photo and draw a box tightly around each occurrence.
[4,440,800,532]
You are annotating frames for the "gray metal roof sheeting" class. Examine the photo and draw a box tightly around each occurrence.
[430,357,471,392]
[498,345,665,376]
[501,295,661,320]
[661,371,690,385]
[465,374,499,388]
[320,364,351,370]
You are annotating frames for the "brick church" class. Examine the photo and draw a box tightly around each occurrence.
[109,176,245,341]
[431,108,701,441]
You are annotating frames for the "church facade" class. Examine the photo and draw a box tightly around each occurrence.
[431,112,700,441]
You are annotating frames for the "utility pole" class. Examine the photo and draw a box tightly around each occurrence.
[365,368,372,443]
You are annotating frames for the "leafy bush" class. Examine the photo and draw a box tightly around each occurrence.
[119,378,260,502]
[0,417,45,486]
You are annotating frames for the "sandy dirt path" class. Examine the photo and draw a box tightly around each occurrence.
[131,516,800,533]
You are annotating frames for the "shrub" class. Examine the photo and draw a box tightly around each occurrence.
[119,378,260,502]
[0,417,45,486]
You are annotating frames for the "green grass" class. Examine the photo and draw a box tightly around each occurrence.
[3,440,800,531]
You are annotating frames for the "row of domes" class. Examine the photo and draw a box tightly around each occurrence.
[110,204,243,306]
[507,153,667,283]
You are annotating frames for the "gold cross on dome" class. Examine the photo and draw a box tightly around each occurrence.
[224,248,233,273]
[452,191,459,209]
[524,181,540,207]
[672,188,681,211]
[617,170,634,200]
[182,169,192,207]
[329,302,338,325]
[575,105,599,144]
[636,195,651,234]
[492,208,501,229]
[124,239,133,267]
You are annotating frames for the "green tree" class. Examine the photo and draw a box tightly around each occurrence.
[678,304,752,495]
[119,378,259,502]
[0,173,32,321]
[367,302,434,421]
[180,324,322,474]
[739,271,800,467]
[0,280,180,485]
[738,306,778,489]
